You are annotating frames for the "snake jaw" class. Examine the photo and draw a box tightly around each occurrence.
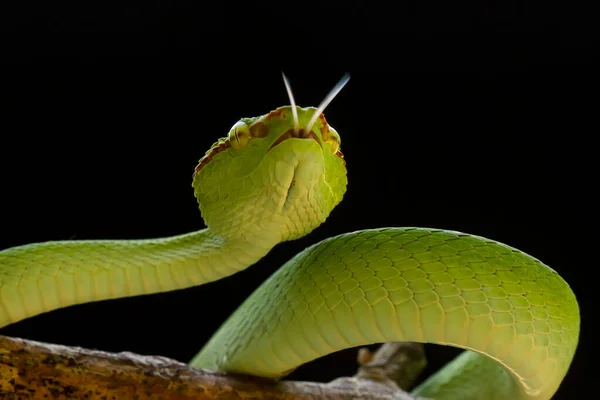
[268,128,321,153]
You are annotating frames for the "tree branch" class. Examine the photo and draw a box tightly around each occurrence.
[0,335,427,399]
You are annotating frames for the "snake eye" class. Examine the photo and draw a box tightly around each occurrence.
[228,121,251,150]
[324,127,341,155]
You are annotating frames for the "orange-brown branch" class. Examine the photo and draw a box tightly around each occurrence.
[0,335,425,400]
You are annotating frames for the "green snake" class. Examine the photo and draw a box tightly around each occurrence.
[0,75,579,399]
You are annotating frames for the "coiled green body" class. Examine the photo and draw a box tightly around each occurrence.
[192,227,579,399]
[0,105,579,399]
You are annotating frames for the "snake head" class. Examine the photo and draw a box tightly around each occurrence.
[192,104,348,244]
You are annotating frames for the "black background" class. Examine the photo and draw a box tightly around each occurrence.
[1,1,595,398]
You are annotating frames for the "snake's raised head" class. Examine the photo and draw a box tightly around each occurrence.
[192,75,349,244]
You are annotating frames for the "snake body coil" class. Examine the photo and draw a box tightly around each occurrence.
[0,103,579,399]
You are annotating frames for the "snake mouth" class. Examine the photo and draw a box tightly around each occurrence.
[268,128,321,152]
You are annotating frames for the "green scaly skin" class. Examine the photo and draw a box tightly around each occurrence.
[0,106,579,399]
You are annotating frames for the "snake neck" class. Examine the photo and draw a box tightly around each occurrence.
[161,228,278,284]
[0,227,277,329]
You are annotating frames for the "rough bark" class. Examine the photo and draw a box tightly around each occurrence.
[0,335,427,399]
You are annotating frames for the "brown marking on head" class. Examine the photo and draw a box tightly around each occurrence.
[336,149,346,166]
[318,112,328,125]
[320,122,330,137]
[316,112,331,138]
[266,108,284,120]
[304,131,321,147]
[250,121,268,138]
[267,128,322,152]
[192,139,231,179]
